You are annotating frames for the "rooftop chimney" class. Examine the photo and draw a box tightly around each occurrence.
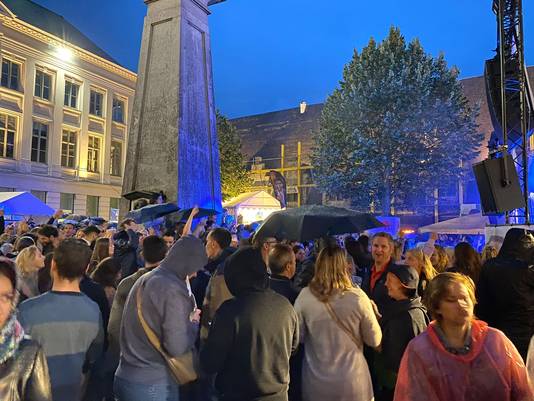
[300,101,307,114]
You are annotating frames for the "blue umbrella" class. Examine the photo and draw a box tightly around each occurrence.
[126,203,180,224]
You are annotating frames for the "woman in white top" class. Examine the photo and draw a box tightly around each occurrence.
[294,244,382,401]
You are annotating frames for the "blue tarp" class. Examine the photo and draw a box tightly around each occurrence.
[0,192,54,216]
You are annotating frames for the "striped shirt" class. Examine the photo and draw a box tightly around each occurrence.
[19,291,104,401]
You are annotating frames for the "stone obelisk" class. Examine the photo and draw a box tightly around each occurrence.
[121,0,222,215]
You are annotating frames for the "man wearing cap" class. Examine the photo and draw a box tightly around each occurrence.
[374,265,429,401]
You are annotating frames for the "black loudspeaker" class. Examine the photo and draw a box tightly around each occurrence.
[473,156,525,215]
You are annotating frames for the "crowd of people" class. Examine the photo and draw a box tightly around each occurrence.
[0,207,533,401]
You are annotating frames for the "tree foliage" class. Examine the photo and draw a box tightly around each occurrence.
[217,111,253,201]
[312,27,483,214]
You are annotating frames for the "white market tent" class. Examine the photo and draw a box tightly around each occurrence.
[0,192,54,217]
[223,191,281,224]
[419,213,490,235]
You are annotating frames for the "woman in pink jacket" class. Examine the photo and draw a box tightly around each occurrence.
[394,272,532,401]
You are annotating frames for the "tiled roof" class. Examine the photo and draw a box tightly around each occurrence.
[1,0,118,65]
[231,103,323,165]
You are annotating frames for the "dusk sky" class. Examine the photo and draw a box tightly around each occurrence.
[33,0,534,118]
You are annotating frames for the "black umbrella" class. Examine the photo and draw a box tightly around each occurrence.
[253,205,384,242]
[174,207,221,222]
[126,203,180,224]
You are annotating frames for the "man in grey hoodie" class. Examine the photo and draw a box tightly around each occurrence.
[114,234,208,401]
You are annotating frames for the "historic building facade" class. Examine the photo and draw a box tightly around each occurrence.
[0,0,136,219]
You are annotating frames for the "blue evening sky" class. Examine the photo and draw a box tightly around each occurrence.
[33,0,534,118]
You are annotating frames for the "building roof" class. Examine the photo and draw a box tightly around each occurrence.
[232,67,534,165]
[231,103,323,167]
[1,0,118,65]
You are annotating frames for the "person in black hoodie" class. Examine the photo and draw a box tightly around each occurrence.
[374,265,429,401]
[200,246,299,401]
[476,228,534,360]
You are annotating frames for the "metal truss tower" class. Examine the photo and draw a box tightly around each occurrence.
[487,0,533,223]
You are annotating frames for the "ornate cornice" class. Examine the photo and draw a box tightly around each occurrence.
[0,14,137,83]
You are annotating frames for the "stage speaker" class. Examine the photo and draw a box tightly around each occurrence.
[472,156,525,215]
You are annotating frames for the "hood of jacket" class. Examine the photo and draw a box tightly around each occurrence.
[497,228,534,262]
[224,246,269,296]
[159,235,208,280]
[381,296,427,325]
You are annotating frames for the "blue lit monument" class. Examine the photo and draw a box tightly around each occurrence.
[121,0,224,215]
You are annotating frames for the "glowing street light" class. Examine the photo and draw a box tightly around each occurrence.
[54,46,73,62]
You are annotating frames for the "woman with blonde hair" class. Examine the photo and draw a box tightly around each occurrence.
[394,273,532,401]
[14,245,44,300]
[430,245,449,273]
[294,245,382,401]
[405,247,437,297]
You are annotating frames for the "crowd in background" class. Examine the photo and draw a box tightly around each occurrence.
[0,207,533,401]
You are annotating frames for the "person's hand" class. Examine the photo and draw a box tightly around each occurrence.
[148,227,156,236]
[430,232,438,241]
[191,206,200,219]
[192,217,207,238]
[370,300,382,320]
[190,308,201,323]
[53,209,64,219]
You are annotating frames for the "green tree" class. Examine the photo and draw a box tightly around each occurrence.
[217,111,253,200]
[312,27,483,214]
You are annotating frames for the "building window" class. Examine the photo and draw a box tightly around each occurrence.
[31,190,47,203]
[86,195,99,216]
[60,193,75,213]
[87,135,101,173]
[64,80,79,108]
[110,197,120,221]
[0,114,16,159]
[61,130,77,168]
[31,122,48,164]
[1,59,20,91]
[90,90,104,117]
[112,98,124,123]
[34,70,52,100]
[110,140,122,177]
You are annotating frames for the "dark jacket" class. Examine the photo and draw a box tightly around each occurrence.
[362,259,397,316]
[0,338,52,401]
[80,276,110,348]
[293,256,315,289]
[476,228,534,359]
[269,275,300,305]
[200,247,299,401]
[116,235,208,384]
[378,297,429,373]
[113,229,139,279]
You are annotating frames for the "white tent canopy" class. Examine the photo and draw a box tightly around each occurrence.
[419,213,489,235]
[0,192,54,217]
[223,191,281,224]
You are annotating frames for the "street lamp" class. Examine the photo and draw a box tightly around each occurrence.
[54,46,73,62]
